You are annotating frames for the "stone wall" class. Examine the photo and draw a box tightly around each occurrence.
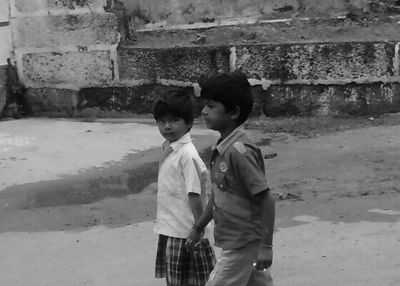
[6,0,400,117]
[120,0,373,29]
[9,0,119,116]
[0,65,6,114]
[0,0,11,115]
[107,41,400,117]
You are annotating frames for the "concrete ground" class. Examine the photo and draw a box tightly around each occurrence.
[0,118,399,286]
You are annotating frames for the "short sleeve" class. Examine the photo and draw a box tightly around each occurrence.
[230,144,270,196]
[181,153,203,195]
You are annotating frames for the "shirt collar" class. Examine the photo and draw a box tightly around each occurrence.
[212,125,245,155]
[162,132,192,152]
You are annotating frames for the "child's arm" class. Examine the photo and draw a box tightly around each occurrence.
[188,192,203,224]
[186,192,214,247]
[254,190,275,270]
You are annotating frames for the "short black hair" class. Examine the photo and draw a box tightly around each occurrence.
[153,88,195,126]
[200,71,253,125]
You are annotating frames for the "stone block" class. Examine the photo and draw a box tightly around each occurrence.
[325,83,400,116]
[13,0,105,14]
[14,13,118,48]
[122,0,268,27]
[24,88,78,116]
[118,46,230,82]
[396,43,400,76]
[121,0,366,28]
[262,83,400,117]
[0,65,6,116]
[22,50,114,87]
[236,42,395,82]
[21,82,400,118]
[78,84,204,116]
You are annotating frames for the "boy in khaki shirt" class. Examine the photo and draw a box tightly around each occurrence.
[187,71,275,286]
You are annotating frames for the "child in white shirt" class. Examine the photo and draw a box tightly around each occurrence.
[154,88,215,286]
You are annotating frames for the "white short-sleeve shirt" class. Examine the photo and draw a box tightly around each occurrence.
[154,132,211,239]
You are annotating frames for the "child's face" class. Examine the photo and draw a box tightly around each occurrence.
[156,116,190,143]
[201,99,232,132]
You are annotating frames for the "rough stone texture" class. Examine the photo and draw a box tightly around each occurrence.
[14,13,118,48]
[121,0,279,27]
[121,0,369,27]
[78,84,204,116]
[22,50,114,87]
[118,46,230,82]
[250,85,269,117]
[0,65,6,116]
[21,82,400,118]
[24,88,78,116]
[236,42,396,82]
[264,83,400,116]
[396,43,400,76]
[13,0,105,13]
[131,19,400,49]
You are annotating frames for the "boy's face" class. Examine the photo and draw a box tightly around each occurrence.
[156,116,190,143]
[201,99,232,132]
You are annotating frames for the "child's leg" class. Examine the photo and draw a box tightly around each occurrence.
[187,239,216,286]
[206,242,273,286]
[165,236,188,286]
[155,235,168,279]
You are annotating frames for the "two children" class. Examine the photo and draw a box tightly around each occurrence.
[154,71,275,286]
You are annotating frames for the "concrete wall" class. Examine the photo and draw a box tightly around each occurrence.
[6,0,400,117]
[11,0,119,90]
[0,0,11,65]
[6,0,120,116]
[121,0,371,29]
[0,0,11,114]
[113,41,400,117]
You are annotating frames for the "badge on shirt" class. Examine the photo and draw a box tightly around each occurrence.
[220,162,228,172]
[233,141,246,154]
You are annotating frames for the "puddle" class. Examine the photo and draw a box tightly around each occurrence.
[368,209,400,216]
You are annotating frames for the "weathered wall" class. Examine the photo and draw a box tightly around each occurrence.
[11,1,119,88]
[7,0,400,117]
[113,41,400,117]
[0,0,11,114]
[121,0,372,28]
[77,40,400,117]
[0,0,11,65]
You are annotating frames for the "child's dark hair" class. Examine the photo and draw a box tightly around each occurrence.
[200,71,253,125]
[153,88,195,126]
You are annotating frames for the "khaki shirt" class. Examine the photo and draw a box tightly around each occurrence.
[210,126,270,249]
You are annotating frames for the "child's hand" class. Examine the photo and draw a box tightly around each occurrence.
[254,247,273,271]
[185,227,204,250]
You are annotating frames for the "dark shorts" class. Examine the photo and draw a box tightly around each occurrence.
[155,235,216,286]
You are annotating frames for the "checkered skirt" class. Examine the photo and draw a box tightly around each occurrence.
[155,235,216,286]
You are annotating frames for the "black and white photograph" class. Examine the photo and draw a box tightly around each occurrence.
[1,1,399,285]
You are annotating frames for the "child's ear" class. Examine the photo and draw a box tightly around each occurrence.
[230,106,241,120]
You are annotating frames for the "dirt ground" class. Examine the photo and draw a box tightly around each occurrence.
[1,115,400,285]
[1,114,400,232]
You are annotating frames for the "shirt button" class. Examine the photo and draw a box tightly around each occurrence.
[219,184,224,188]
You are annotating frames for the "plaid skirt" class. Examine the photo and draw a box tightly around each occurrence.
[155,235,216,286]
